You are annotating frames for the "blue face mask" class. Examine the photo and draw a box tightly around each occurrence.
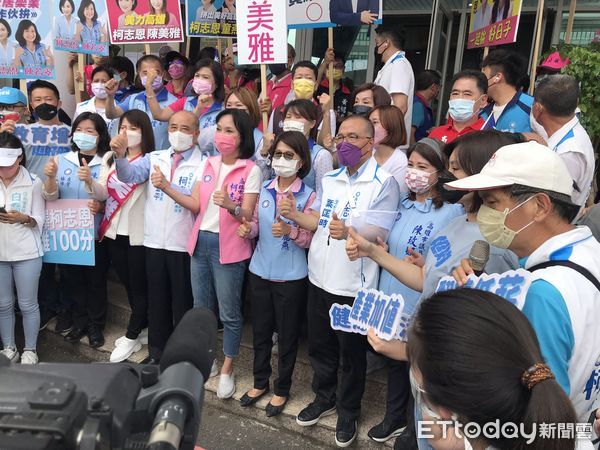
[448,98,477,122]
[73,131,97,151]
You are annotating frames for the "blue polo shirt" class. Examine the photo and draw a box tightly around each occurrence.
[481,89,533,133]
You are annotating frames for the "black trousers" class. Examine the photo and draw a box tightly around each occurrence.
[385,359,410,424]
[62,240,109,330]
[146,247,193,360]
[108,235,148,339]
[249,273,306,397]
[307,282,369,421]
[38,263,72,314]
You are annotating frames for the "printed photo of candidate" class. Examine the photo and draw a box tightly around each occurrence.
[329,0,380,27]
[12,19,54,68]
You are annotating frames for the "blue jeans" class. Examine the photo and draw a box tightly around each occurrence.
[191,231,247,358]
[0,257,42,350]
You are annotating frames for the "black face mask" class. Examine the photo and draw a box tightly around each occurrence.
[352,104,373,117]
[437,172,467,204]
[34,103,59,121]
[268,63,288,76]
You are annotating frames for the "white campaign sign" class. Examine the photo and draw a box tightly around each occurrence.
[236,0,288,65]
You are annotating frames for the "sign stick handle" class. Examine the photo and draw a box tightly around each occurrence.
[77,54,85,98]
[19,79,27,99]
[217,39,222,60]
[144,44,151,55]
[565,0,577,45]
[529,0,545,95]
[328,27,334,99]
[260,64,269,127]
[185,37,191,59]
[483,46,489,58]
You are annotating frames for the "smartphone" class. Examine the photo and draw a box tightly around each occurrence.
[0,206,6,214]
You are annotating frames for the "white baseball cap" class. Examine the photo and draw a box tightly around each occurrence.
[445,141,574,197]
[0,147,23,167]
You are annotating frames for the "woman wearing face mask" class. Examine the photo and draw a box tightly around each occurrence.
[153,109,261,400]
[369,105,409,189]
[42,112,110,349]
[366,138,464,444]
[408,289,582,450]
[85,110,155,363]
[74,65,113,124]
[0,132,45,365]
[164,52,191,100]
[236,131,315,417]
[146,58,225,130]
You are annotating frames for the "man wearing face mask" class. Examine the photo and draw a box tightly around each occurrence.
[446,141,600,423]
[114,110,205,364]
[373,25,414,149]
[290,115,401,447]
[480,49,533,133]
[530,75,594,210]
[0,88,29,133]
[429,70,488,144]
[107,56,141,103]
[104,54,177,151]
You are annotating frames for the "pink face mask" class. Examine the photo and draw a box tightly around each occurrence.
[405,167,436,194]
[193,78,213,95]
[214,132,238,156]
[373,124,388,146]
[168,61,186,79]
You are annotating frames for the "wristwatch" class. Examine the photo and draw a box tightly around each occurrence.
[230,205,242,217]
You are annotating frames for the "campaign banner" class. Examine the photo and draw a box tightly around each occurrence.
[287,0,382,29]
[467,0,523,49]
[0,0,55,79]
[435,268,533,310]
[42,199,96,266]
[329,288,405,341]
[107,0,184,44]
[185,0,237,38]
[236,0,287,65]
[13,124,72,159]
[53,0,110,56]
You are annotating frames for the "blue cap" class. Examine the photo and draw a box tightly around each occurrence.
[0,87,27,106]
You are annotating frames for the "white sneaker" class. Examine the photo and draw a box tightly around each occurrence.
[20,350,38,364]
[138,328,148,345]
[1,347,19,362]
[110,337,142,363]
[210,360,219,378]
[216,372,236,399]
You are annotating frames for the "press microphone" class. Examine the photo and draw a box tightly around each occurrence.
[469,240,490,277]
[146,307,217,450]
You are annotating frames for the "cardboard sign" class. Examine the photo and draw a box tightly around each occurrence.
[468,0,523,49]
[42,199,96,266]
[287,0,382,29]
[54,0,110,56]
[185,0,237,38]
[236,0,288,65]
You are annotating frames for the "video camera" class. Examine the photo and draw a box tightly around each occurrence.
[0,308,217,450]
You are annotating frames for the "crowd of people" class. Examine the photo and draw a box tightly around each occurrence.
[0,23,599,449]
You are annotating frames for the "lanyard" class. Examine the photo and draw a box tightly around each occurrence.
[553,121,578,151]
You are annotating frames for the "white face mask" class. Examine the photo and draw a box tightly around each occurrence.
[168,131,194,152]
[271,156,299,178]
[529,111,548,142]
[283,120,306,134]
[126,130,142,148]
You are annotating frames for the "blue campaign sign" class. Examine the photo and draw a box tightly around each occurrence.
[329,288,405,340]
[435,269,533,310]
[42,199,95,266]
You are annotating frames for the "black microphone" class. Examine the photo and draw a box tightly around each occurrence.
[146,307,217,450]
[469,240,490,277]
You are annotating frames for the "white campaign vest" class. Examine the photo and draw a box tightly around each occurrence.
[143,147,205,252]
[308,158,394,297]
[524,226,600,421]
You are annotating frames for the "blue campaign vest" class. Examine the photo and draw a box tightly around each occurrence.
[302,139,324,191]
[183,98,223,129]
[129,89,175,150]
[481,89,533,133]
[249,179,314,281]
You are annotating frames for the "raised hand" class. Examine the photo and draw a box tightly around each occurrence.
[44,156,58,178]
[110,130,128,158]
[272,215,291,238]
[323,47,335,65]
[360,10,378,24]
[237,217,252,239]
[318,93,332,111]
[451,258,475,287]
[213,182,234,210]
[278,190,297,220]
[150,164,169,190]
[259,96,272,116]
[77,158,92,182]
[329,212,347,240]
[87,199,104,215]
[104,77,119,96]
[346,226,375,261]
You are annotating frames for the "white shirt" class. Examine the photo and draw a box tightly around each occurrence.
[374,51,415,149]
[492,103,507,121]
[0,40,14,66]
[546,116,595,207]
[199,163,262,233]
[351,0,358,12]
[378,146,408,192]
[74,98,109,125]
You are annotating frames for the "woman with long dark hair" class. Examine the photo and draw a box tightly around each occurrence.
[12,20,54,68]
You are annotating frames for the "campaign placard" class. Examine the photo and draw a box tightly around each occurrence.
[42,199,96,266]
[53,0,110,56]
[0,0,55,79]
[185,0,237,38]
[107,0,184,44]
[287,0,382,29]
[468,0,523,49]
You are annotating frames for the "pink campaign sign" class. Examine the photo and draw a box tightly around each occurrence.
[467,15,520,49]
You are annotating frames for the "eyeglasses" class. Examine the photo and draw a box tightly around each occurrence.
[409,370,444,421]
[0,104,20,111]
[334,134,371,144]
[273,151,296,161]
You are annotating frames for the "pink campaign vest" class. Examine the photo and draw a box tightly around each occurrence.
[187,156,255,264]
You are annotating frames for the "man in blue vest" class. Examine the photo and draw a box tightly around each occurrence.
[411,70,440,143]
[480,49,533,133]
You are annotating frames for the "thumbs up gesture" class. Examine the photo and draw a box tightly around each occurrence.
[329,212,347,240]
[237,217,252,239]
[77,158,92,183]
[213,182,234,210]
[110,130,128,158]
[346,226,373,260]
[278,190,297,220]
[151,164,169,190]
[272,214,291,238]
[44,156,58,178]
